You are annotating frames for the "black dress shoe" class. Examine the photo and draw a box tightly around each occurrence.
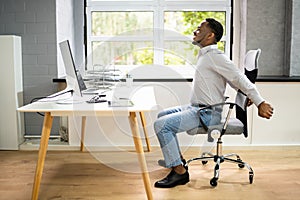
[157,159,188,170]
[154,169,189,188]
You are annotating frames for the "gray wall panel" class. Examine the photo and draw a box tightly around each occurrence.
[291,0,300,76]
[247,0,286,76]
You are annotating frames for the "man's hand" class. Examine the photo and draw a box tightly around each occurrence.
[247,98,253,107]
[258,101,274,119]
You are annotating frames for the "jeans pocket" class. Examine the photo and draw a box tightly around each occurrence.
[199,109,221,126]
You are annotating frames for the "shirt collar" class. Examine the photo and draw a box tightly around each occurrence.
[198,44,218,56]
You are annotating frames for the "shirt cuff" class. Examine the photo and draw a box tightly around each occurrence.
[252,96,265,107]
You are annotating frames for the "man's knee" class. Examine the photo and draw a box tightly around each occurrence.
[154,118,165,134]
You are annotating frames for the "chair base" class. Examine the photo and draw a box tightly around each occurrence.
[185,139,254,187]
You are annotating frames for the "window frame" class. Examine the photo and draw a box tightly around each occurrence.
[86,0,232,78]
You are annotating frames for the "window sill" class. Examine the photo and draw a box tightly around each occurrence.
[53,76,300,84]
[256,76,300,82]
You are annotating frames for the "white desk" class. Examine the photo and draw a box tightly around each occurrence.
[18,86,157,200]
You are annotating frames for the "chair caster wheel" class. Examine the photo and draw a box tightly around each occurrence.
[202,161,208,165]
[237,159,244,168]
[238,163,245,168]
[249,173,254,184]
[210,177,218,187]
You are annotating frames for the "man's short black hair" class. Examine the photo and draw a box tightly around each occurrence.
[205,18,224,43]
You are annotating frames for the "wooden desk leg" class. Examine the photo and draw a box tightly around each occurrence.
[31,112,53,200]
[139,112,151,152]
[129,112,153,200]
[80,116,87,152]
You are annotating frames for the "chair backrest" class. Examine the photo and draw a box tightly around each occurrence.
[236,49,261,137]
[244,49,261,71]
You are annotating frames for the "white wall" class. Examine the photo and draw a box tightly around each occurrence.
[251,82,300,145]
[56,0,75,77]
[56,0,85,77]
[67,82,300,149]
[68,82,192,148]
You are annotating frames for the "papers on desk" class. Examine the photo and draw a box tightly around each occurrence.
[108,100,134,107]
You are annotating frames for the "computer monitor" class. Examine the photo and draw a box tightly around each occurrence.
[59,40,82,97]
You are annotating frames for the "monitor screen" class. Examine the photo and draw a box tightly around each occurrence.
[59,40,82,97]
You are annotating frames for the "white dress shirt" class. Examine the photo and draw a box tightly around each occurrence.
[190,44,264,107]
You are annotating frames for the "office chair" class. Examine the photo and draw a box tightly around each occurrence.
[186,49,261,187]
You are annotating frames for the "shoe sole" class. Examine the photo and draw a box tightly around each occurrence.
[154,178,190,188]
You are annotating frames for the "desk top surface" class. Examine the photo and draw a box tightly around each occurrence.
[18,86,157,116]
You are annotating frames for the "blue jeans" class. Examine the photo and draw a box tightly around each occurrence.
[154,104,221,168]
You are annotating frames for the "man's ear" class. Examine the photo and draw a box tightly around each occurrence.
[207,32,216,42]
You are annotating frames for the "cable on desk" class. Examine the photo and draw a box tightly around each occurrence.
[29,89,74,116]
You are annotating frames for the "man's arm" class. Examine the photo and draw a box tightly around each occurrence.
[213,54,274,119]
[213,55,264,106]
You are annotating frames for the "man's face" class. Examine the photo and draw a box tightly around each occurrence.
[193,21,212,47]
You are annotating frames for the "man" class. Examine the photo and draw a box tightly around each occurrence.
[154,18,274,188]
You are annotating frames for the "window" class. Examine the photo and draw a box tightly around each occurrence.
[90,11,154,67]
[86,0,232,78]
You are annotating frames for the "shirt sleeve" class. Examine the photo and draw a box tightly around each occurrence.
[212,54,265,107]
